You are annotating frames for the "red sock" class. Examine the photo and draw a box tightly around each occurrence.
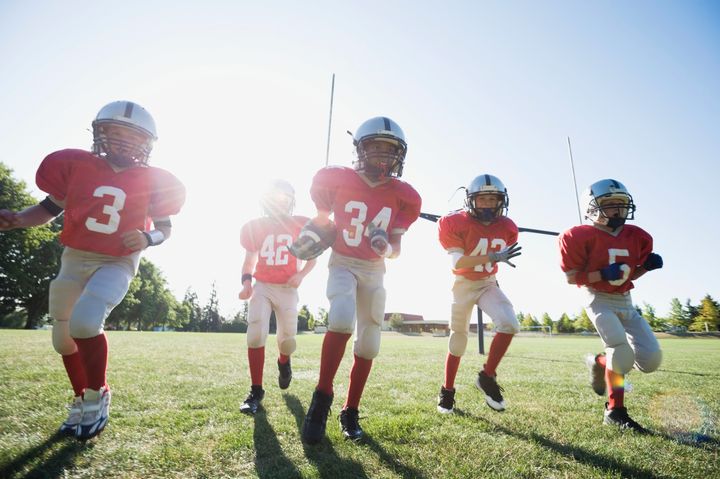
[344,354,373,409]
[317,331,351,395]
[483,332,514,377]
[62,352,87,396]
[278,353,290,365]
[597,353,607,368]
[248,346,265,387]
[606,367,625,409]
[74,333,108,391]
[443,353,461,390]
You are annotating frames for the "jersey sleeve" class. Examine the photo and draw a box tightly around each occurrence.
[438,214,465,251]
[240,220,259,251]
[391,183,422,235]
[636,227,654,266]
[558,227,588,272]
[35,150,76,200]
[149,168,186,217]
[506,218,519,245]
[310,167,342,212]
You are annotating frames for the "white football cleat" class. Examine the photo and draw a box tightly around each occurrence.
[76,386,111,440]
[59,395,83,436]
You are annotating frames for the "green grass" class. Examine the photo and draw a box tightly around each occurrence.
[1,331,718,478]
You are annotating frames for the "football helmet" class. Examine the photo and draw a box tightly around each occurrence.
[582,179,636,228]
[351,116,407,179]
[92,101,157,167]
[464,174,509,222]
[261,179,295,218]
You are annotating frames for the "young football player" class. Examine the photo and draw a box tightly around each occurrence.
[559,179,663,432]
[0,101,185,440]
[237,179,316,415]
[436,174,522,414]
[290,116,421,444]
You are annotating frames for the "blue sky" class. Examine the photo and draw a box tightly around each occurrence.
[1,1,718,323]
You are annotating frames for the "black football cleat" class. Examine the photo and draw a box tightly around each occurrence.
[339,407,364,441]
[278,359,292,390]
[604,403,648,433]
[302,389,333,444]
[239,386,265,415]
[437,386,456,414]
[476,370,506,411]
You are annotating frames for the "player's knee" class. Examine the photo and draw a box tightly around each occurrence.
[606,343,635,374]
[246,324,267,349]
[51,320,77,355]
[328,296,355,333]
[635,348,662,373]
[496,316,520,334]
[279,338,296,356]
[370,288,386,325]
[69,297,107,338]
[355,325,381,359]
[448,331,468,356]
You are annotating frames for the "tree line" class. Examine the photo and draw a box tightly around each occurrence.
[1,162,718,333]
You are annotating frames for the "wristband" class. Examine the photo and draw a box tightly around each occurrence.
[142,230,166,246]
[40,196,64,216]
[242,273,253,284]
[382,243,394,258]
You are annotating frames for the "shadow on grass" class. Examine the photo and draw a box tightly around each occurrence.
[0,430,88,479]
[655,368,720,378]
[362,435,428,479]
[252,409,301,479]
[457,411,665,479]
[284,394,370,479]
[650,430,720,450]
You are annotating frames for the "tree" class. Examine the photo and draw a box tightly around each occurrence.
[181,288,203,332]
[556,313,574,333]
[315,307,328,327]
[298,304,313,332]
[202,283,222,332]
[641,302,666,331]
[389,313,404,330]
[541,313,553,330]
[690,294,720,332]
[667,298,690,330]
[520,313,539,329]
[574,309,594,332]
[685,299,699,325]
[0,162,64,328]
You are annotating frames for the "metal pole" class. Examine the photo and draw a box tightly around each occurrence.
[567,137,583,224]
[477,306,484,355]
[325,73,335,166]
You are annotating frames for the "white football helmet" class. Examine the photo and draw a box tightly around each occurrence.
[582,179,636,227]
[351,116,407,179]
[92,101,157,167]
[261,179,295,218]
[464,174,509,222]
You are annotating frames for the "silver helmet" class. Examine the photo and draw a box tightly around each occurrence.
[261,179,295,218]
[464,174,509,222]
[351,116,407,179]
[582,178,636,228]
[92,101,157,167]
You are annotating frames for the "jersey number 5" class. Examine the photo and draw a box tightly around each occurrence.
[85,186,127,234]
[608,248,631,285]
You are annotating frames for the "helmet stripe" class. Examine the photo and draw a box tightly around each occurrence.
[383,117,390,131]
[123,102,134,118]
[485,174,491,185]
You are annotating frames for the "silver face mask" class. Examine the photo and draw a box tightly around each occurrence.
[464,174,509,221]
[92,101,157,167]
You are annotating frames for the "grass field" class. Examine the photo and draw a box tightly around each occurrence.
[0,330,718,479]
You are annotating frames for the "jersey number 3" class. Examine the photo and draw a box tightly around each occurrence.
[85,186,127,234]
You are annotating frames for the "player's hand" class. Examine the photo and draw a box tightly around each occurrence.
[238,284,253,300]
[0,209,20,231]
[121,229,150,251]
[488,242,522,267]
[287,273,303,288]
[600,262,625,281]
[368,223,390,257]
[643,253,663,271]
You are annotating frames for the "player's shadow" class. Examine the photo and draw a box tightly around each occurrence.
[457,411,663,479]
[362,435,428,479]
[284,394,370,479]
[252,408,301,479]
[651,430,720,450]
[656,368,720,378]
[0,430,88,479]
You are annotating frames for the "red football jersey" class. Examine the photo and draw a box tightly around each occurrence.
[438,210,519,280]
[310,166,422,260]
[240,215,310,284]
[36,149,185,257]
[558,224,653,293]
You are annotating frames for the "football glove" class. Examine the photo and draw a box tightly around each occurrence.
[488,242,522,268]
[600,262,625,281]
[643,253,663,271]
[289,220,337,260]
[368,224,391,257]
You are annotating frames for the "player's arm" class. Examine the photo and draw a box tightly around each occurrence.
[121,216,174,252]
[239,250,259,300]
[565,264,626,285]
[0,195,64,231]
[452,243,522,269]
[630,252,663,280]
[287,257,317,288]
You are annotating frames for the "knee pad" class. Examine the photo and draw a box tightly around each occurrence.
[369,288,386,325]
[494,312,520,334]
[246,321,268,349]
[606,343,635,375]
[49,278,83,321]
[328,295,356,333]
[51,319,77,355]
[448,330,468,356]
[635,349,662,373]
[354,324,381,359]
[278,338,296,356]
